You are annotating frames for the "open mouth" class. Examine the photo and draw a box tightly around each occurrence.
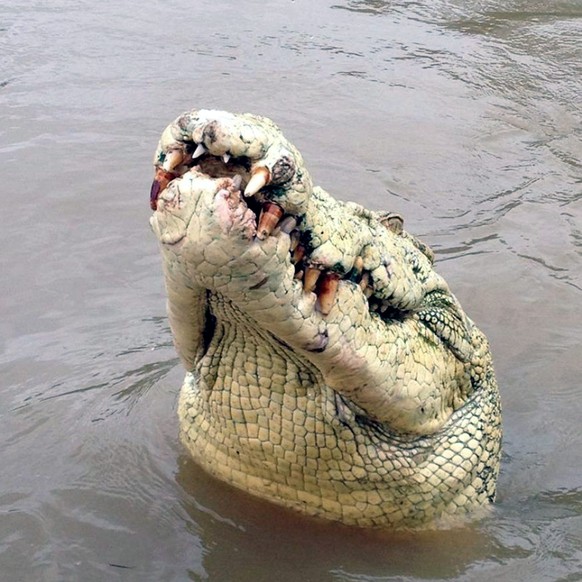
[151,147,342,315]
[150,144,414,322]
[150,109,490,438]
[148,108,450,336]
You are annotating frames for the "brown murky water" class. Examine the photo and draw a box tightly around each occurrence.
[1,0,581,580]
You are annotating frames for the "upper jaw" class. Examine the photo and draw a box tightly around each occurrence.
[149,109,313,216]
[149,110,438,322]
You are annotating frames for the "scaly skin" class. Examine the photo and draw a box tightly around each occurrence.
[149,109,502,528]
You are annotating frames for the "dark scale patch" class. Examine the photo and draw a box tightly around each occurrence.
[346,265,362,283]
[410,255,423,276]
[271,155,295,183]
[267,185,290,201]
[477,464,497,502]
[329,262,348,276]
[176,113,193,132]
[201,291,217,356]
[156,150,167,166]
[298,228,316,255]
[381,306,410,323]
[203,121,219,144]
[294,167,306,184]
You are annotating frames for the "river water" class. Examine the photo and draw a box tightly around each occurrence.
[1,0,581,580]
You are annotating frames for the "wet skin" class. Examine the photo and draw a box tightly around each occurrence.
[149,109,502,527]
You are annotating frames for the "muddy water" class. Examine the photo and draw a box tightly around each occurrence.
[1,0,581,580]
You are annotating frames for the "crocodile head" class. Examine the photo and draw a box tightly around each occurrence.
[150,109,502,527]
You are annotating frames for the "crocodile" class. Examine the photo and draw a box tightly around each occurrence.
[149,109,502,528]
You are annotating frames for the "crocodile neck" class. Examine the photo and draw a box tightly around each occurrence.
[177,294,500,527]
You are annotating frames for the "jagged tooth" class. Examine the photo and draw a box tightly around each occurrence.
[292,244,305,265]
[244,167,270,197]
[232,174,242,190]
[162,149,183,172]
[318,273,340,316]
[192,143,207,159]
[150,179,161,211]
[272,215,297,237]
[294,269,304,280]
[359,272,370,291]
[303,267,321,293]
[289,231,300,252]
[150,168,175,210]
[279,216,298,234]
[353,256,364,275]
[364,287,373,299]
[256,202,284,240]
[222,153,231,164]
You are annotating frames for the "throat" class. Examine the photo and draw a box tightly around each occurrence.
[199,293,320,402]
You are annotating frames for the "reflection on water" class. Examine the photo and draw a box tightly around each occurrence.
[177,454,506,581]
[0,0,581,580]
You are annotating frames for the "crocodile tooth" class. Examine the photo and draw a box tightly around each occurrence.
[292,244,305,264]
[289,231,300,252]
[294,269,304,280]
[272,215,297,236]
[353,256,364,276]
[232,174,242,190]
[318,273,340,315]
[244,166,270,197]
[364,287,373,299]
[359,272,370,290]
[162,149,184,172]
[279,216,298,234]
[192,143,207,159]
[303,267,321,293]
[257,202,284,240]
[150,168,176,210]
[150,180,161,210]
[222,153,231,164]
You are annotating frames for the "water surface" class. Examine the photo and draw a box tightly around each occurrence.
[1,0,581,580]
